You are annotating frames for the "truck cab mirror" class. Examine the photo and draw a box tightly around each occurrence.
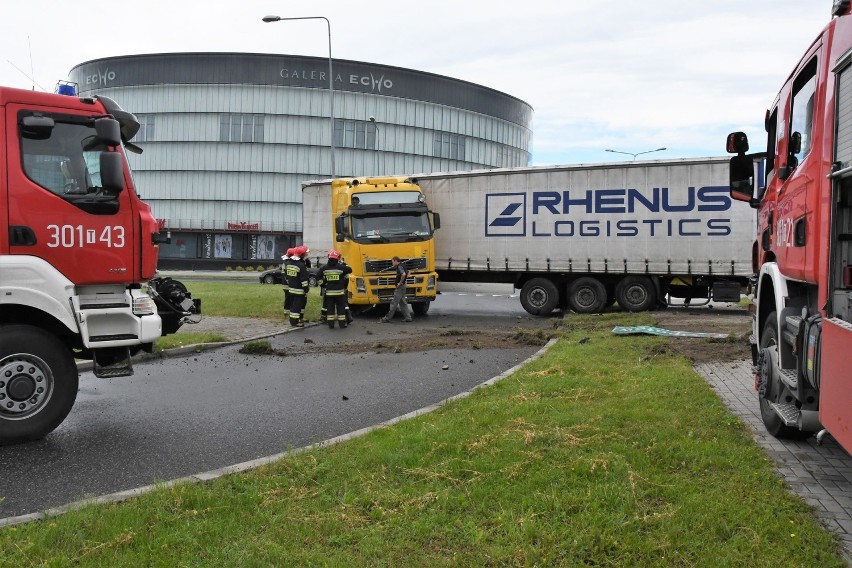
[21,115,55,140]
[726,131,749,154]
[432,211,441,230]
[729,154,758,207]
[334,215,346,235]
[94,118,122,147]
[789,131,802,156]
[335,233,344,243]
[99,152,125,193]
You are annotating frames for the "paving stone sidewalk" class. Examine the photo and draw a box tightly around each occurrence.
[696,360,852,562]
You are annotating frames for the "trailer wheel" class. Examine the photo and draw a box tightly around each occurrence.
[0,325,79,445]
[412,301,431,316]
[615,276,657,312]
[568,277,607,314]
[757,313,811,440]
[520,278,559,316]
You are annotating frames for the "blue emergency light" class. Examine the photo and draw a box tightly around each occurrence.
[55,81,77,96]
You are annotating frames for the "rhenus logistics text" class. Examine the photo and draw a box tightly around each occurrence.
[524,186,731,238]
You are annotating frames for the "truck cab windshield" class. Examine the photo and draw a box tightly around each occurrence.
[21,117,120,213]
[351,211,432,243]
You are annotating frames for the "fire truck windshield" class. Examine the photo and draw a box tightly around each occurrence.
[20,116,122,213]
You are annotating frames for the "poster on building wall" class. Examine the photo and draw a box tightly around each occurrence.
[203,234,213,258]
[214,235,233,258]
[257,235,276,260]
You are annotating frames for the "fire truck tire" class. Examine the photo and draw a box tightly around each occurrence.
[568,277,607,314]
[615,276,657,312]
[757,313,811,440]
[520,278,559,316]
[0,325,79,445]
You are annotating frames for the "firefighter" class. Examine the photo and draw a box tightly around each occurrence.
[316,249,352,328]
[281,248,294,318]
[285,245,310,327]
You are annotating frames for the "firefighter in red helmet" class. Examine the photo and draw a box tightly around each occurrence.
[316,249,352,328]
[285,245,309,327]
[282,248,295,318]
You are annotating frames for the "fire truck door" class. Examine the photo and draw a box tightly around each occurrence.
[6,105,136,285]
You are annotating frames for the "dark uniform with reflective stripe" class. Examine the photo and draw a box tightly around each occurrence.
[282,257,292,317]
[316,259,352,328]
[285,257,309,326]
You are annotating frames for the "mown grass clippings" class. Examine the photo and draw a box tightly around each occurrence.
[440,328,470,337]
[0,312,845,567]
[153,332,226,352]
[511,328,550,346]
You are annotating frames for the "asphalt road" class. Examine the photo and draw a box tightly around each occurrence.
[0,288,548,520]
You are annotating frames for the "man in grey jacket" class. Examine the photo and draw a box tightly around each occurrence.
[380,256,413,323]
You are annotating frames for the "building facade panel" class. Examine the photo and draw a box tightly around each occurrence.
[69,52,532,268]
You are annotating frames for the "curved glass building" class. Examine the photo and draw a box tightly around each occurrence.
[69,53,533,268]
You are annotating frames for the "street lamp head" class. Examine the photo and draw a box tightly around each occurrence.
[262,15,281,22]
[368,116,376,122]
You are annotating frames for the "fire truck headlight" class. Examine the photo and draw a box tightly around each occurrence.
[426,275,436,291]
[356,278,366,294]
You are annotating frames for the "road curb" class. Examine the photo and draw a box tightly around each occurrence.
[2,337,557,529]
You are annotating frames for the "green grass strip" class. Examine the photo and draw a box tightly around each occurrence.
[1,313,845,566]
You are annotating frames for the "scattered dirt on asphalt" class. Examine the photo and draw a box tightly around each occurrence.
[192,306,753,364]
[286,327,553,356]
[651,307,752,364]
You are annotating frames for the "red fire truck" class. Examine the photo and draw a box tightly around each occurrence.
[727,1,852,452]
[0,84,199,445]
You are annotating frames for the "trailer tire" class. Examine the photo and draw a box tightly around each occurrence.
[520,278,559,316]
[0,325,79,445]
[615,276,657,312]
[568,277,607,314]
[412,301,431,316]
[757,313,811,440]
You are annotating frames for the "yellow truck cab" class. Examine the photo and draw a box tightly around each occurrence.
[301,177,440,315]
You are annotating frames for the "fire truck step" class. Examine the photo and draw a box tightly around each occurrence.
[767,401,801,427]
[92,347,134,378]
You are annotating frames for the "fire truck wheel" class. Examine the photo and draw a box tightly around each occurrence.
[615,276,657,312]
[757,312,811,440]
[520,278,559,316]
[568,277,607,314]
[0,325,79,445]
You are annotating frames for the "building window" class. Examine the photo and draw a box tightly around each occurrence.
[433,131,466,160]
[334,119,377,149]
[136,114,155,142]
[220,114,264,143]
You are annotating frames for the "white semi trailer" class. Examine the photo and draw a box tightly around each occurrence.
[410,157,755,315]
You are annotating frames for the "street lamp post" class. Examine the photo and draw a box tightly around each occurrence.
[605,147,666,160]
[263,15,335,177]
[369,116,379,175]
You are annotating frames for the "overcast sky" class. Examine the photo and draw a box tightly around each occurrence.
[0,0,830,165]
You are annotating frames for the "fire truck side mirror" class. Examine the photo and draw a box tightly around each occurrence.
[432,211,441,230]
[94,118,122,147]
[99,152,125,193]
